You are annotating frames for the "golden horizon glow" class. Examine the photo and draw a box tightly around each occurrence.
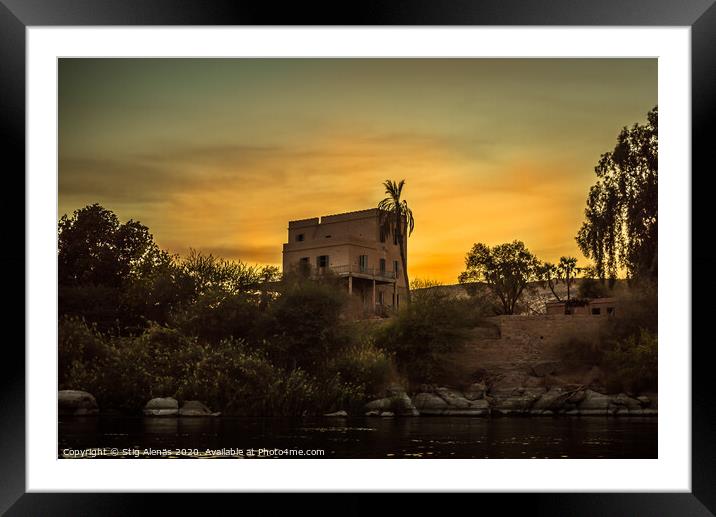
[59,59,656,284]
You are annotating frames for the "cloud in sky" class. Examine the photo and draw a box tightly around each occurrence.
[59,58,657,283]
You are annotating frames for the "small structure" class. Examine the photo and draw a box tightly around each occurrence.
[282,208,408,313]
[545,297,618,316]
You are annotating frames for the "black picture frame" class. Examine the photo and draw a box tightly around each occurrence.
[3,0,711,514]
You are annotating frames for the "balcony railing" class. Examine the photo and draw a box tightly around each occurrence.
[324,264,397,281]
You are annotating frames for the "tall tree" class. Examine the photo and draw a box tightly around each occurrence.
[458,240,540,315]
[378,179,415,304]
[538,257,581,301]
[576,106,658,282]
[538,261,562,301]
[58,203,169,288]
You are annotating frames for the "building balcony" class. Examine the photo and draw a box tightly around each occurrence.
[322,264,397,282]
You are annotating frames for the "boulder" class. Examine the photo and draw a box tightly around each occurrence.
[463,382,486,400]
[364,398,393,411]
[179,400,220,417]
[364,394,419,416]
[576,390,611,413]
[414,390,488,416]
[324,410,348,417]
[365,410,380,416]
[531,388,572,413]
[58,390,98,416]
[637,395,651,408]
[442,399,489,416]
[611,393,642,410]
[490,386,545,415]
[434,387,472,409]
[530,361,560,377]
[143,397,179,416]
[489,371,527,393]
[380,411,395,417]
[641,393,658,409]
[566,389,587,405]
[390,392,420,416]
[413,392,449,413]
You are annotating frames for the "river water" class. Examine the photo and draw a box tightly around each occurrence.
[59,415,656,458]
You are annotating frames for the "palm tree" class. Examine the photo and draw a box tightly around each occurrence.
[378,179,415,304]
[559,256,578,301]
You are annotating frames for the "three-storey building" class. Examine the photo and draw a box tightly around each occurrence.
[282,208,407,312]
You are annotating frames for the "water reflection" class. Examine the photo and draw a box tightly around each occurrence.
[59,416,657,459]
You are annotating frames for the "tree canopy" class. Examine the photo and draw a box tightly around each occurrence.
[576,106,658,282]
[458,240,540,315]
[537,256,579,301]
[58,203,169,288]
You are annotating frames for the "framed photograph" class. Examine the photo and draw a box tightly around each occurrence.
[4,0,711,513]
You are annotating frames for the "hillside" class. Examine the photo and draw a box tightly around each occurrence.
[415,278,629,315]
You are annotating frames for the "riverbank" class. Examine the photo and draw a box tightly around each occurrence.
[360,384,657,417]
[59,387,658,419]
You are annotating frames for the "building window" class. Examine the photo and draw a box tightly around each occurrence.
[393,260,399,275]
[378,291,384,305]
[607,307,615,316]
[379,258,386,273]
[298,257,310,275]
[396,294,400,308]
[591,307,601,315]
[392,293,395,307]
[325,234,331,238]
[317,255,329,268]
[297,233,304,242]
[359,255,368,272]
[393,233,398,245]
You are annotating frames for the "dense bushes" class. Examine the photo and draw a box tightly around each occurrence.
[603,329,657,393]
[329,340,393,399]
[556,287,657,394]
[56,204,383,415]
[261,274,347,371]
[58,316,377,415]
[374,290,489,383]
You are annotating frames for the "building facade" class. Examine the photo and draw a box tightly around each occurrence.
[545,297,618,316]
[282,208,408,312]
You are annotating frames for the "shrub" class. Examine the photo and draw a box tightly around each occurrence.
[603,329,657,393]
[58,316,112,396]
[59,285,125,334]
[262,275,347,372]
[329,340,393,398]
[170,289,264,344]
[178,339,286,414]
[128,324,203,398]
[374,291,481,382]
[177,339,364,415]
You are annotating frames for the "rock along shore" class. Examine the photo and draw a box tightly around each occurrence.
[356,383,657,417]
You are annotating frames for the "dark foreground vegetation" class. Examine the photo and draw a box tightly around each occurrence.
[58,205,492,415]
[556,283,657,394]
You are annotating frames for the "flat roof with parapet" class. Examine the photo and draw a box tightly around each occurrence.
[288,208,380,228]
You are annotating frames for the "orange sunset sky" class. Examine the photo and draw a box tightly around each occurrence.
[58,58,656,284]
